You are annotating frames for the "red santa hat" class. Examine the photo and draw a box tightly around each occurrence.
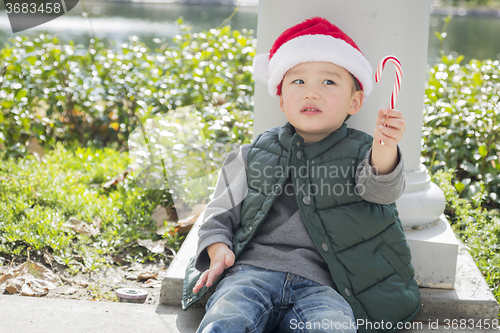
[253,17,373,98]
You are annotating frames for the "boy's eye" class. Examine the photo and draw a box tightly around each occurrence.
[323,79,335,85]
[292,79,304,84]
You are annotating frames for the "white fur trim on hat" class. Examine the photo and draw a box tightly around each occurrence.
[256,34,373,99]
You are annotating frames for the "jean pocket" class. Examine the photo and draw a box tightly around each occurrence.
[223,264,245,279]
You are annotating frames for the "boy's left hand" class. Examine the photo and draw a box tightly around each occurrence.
[374,109,406,146]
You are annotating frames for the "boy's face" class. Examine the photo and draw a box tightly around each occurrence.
[279,61,364,142]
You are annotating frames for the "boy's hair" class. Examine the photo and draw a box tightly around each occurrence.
[344,73,362,122]
[351,73,362,93]
[253,17,373,99]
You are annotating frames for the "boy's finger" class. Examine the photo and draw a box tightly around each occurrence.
[382,118,405,131]
[206,262,224,287]
[383,108,404,119]
[224,253,235,268]
[379,125,400,139]
[193,270,210,293]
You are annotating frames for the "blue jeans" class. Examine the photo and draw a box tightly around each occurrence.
[197,265,356,333]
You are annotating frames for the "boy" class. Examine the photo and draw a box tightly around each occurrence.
[182,17,420,332]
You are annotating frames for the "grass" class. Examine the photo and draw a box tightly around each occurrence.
[0,143,182,272]
[432,169,500,315]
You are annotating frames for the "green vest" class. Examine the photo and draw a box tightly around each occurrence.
[182,123,420,332]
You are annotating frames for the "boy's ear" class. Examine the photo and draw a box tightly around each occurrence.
[348,91,364,115]
[279,94,285,112]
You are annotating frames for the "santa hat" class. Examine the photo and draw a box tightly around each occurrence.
[253,17,373,98]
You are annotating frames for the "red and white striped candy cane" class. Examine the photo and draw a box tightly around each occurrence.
[375,55,402,109]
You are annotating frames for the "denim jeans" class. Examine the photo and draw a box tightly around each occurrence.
[197,264,356,333]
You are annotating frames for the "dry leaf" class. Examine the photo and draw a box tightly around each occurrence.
[0,260,61,297]
[63,217,99,236]
[176,203,206,234]
[125,273,138,281]
[21,282,49,297]
[144,279,162,288]
[42,249,54,267]
[137,239,166,254]
[93,216,102,231]
[60,286,78,295]
[6,278,23,294]
[108,255,126,265]
[102,169,130,188]
[151,205,170,229]
[137,272,158,282]
[27,137,45,163]
[75,278,89,288]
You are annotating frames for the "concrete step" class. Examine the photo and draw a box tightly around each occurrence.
[0,294,205,333]
[160,215,499,325]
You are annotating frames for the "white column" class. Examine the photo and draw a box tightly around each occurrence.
[253,0,458,289]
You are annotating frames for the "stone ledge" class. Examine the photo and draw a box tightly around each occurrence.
[160,213,204,306]
[160,214,499,323]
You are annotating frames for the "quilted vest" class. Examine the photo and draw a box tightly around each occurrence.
[182,123,421,332]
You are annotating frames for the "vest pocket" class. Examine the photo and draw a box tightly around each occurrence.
[378,243,412,283]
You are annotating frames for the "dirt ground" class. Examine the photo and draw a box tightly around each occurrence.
[0,258,171,305]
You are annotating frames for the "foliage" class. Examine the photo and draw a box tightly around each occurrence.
[437,0,500,7]
[422,55,500,209]
[432,169,500,306]
[0,18,255,157]
[0,144,179,271]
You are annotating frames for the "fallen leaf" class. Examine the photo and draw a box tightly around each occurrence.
[6,278,23,294]
[59,275,74,285]
[63,217,99,236]
[0,261,61,297]
[93,216,102,231]
[108,256,126,265]
[176,204,206,234]
[27,137,45,163]
[151,205,170,229]
[42,249,54,267]
[125,273,138,281]
[102,169,130,188]
[137,272,158,282]
[60,286,78,295]
[137,239,166,254]
[22,282,49,297]
[74,278,89,288]
[144,279,162,288]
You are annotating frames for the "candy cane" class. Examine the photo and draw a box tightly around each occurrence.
[375,55,402,109]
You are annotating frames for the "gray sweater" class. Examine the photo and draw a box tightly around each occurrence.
[195,141,405,289]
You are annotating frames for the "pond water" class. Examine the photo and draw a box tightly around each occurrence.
[1,1,499,65]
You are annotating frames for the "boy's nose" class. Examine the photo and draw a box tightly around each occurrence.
[304,86,320,99]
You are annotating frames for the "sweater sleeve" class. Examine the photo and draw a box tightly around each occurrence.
[355,146,406,204]
[194,144,250,272]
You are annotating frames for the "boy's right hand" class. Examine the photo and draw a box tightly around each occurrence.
[193,243,235,294]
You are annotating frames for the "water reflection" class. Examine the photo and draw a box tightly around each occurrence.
[0,2,258,49]
[429,14,500,63]
[0,1,499,63]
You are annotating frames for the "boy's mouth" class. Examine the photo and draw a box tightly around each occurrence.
[301,107,322,114]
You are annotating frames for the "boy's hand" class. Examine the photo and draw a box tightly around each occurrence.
[371,109,406,175]
[193,243,235,294]
[374,108,406,146]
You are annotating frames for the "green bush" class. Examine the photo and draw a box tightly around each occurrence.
[0,18,255,156]
[432,169,500,305]
[0,144,179,270]
[0,21,256,271]
[422,55,500,209]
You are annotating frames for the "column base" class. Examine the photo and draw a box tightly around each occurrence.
[397,164,447,229]
[405,214,459,289]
